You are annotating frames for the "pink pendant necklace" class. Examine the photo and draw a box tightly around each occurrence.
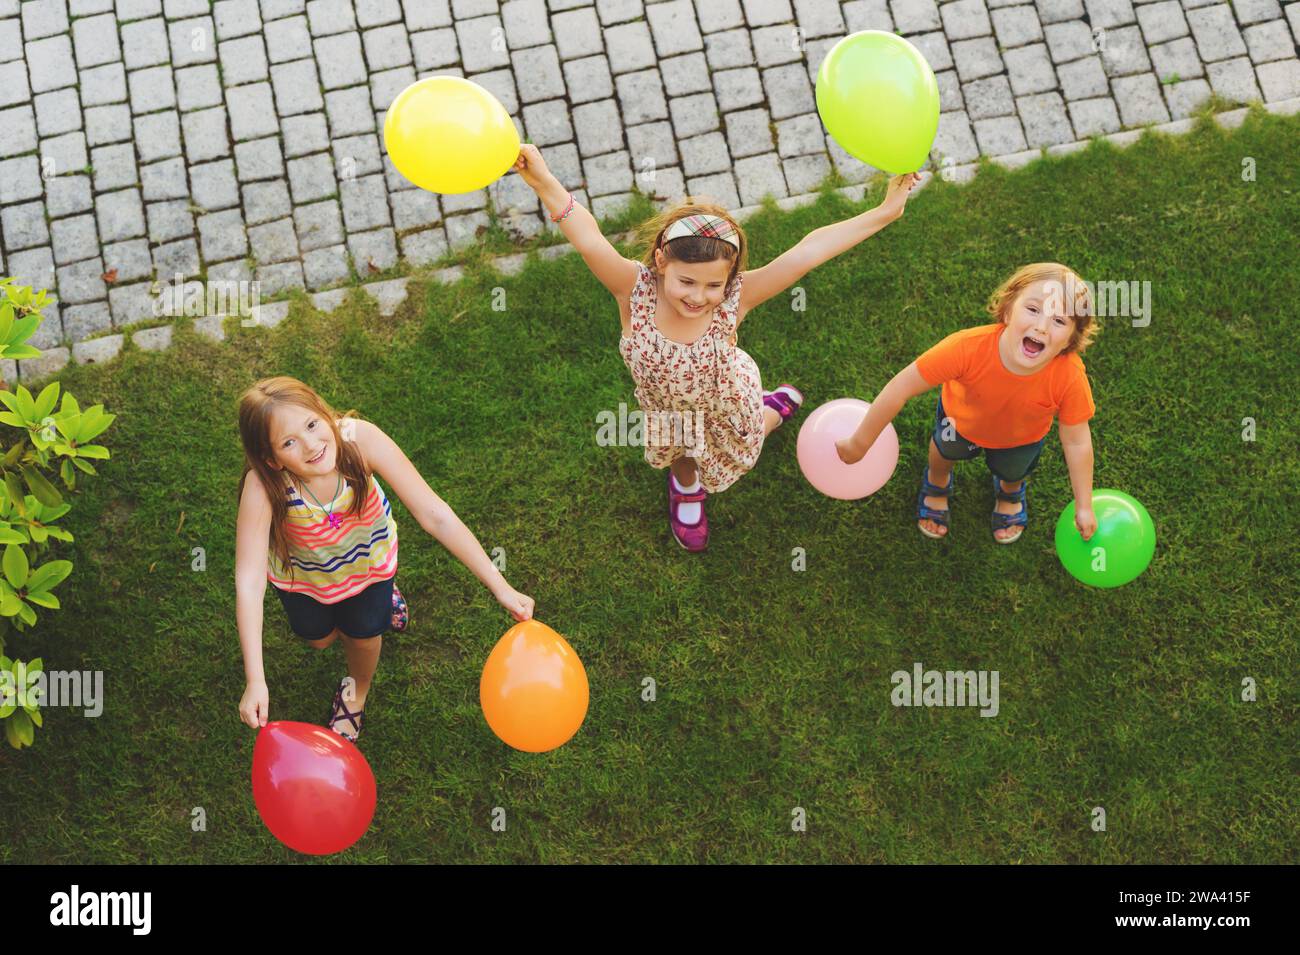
[300,472,343,530]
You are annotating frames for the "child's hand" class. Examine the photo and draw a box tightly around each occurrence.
[836,436,864,465]
[240,680,269,729]
[881,172,923,219]
[512,144,553,193]
[495,585,535,622]
[1075,507,1097,541]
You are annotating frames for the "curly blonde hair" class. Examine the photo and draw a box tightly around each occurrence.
[986,263,1099,355]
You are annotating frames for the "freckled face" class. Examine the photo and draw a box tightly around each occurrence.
[1000,279,1076,373]
[655,249,731,319]
[267,405,334,476]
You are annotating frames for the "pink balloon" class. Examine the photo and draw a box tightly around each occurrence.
[796,398,899,500]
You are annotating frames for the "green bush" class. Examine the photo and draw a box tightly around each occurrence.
[0,276,114,749]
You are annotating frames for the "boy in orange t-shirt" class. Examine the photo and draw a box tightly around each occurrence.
[837,263,1098,544]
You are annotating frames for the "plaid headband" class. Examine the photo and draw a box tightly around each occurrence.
[663,214,740,249]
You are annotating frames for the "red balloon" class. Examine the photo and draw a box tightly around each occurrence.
[251,721,376,855]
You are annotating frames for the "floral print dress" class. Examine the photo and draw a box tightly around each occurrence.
[618,262,766,493]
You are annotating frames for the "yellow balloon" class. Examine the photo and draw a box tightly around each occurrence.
[383,77,520,194]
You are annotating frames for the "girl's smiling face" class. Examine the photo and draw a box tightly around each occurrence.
[654,248,732,320]
[266,404,334,477]
[999,279,1075,373]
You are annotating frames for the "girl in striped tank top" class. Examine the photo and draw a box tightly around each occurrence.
[235,377,535,742]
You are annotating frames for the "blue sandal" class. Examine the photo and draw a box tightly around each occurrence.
[916,466,953,539]
[991,475,1028,544]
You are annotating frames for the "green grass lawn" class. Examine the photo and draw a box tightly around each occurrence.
[3,108,1297,864]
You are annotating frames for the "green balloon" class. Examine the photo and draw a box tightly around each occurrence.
[1055,490,1156,588]
[815,31,940,175]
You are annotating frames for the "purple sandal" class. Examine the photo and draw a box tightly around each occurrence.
[326,678,364,743]
[762,384,804,424]
[667,469,709,552]
[391,581,408,633]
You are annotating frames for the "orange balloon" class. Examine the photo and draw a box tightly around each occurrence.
[480,620,589,753]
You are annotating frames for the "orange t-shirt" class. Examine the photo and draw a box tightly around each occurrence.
[915,324,1095,448]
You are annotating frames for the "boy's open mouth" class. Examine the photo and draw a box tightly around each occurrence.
[1021,335,1045,358]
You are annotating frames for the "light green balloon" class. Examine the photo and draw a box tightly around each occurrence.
[815,31,941,175]
[1055,490,1156,589]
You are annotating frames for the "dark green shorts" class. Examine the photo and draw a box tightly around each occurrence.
[932,395,1046,483]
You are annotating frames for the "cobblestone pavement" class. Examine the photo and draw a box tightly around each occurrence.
[1,0,1298,367]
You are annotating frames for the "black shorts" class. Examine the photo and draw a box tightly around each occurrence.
[931,395,1047,483]
[274,577,394,640]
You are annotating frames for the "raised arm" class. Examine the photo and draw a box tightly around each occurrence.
[512,144,639,302]
[355,420,535,620]
[235,472,272,727]
[740,173,923,314]
[836,361,935,464]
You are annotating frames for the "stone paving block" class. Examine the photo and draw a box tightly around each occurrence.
[302,244,349,288]
[110,282,157,327]
[890,0,939,33]
[180,107,231,162]
[0,106,38,158]
[724,107,774,158]
[973,114,1028,153]
[669,92,721,138]
[411,27,459,69]
[214,0,263,39]
[1018,91,1074,145]
[625,120,679,168]
[0,61,31,109]
[936,68,964,111]
[0,157,43,204]
[356,0,403,28]
[134,110,182,162]
[254,260,305,295]
[1243,21,1294,64]
[146,199,195,243]
[363,23,413,70]
[1149,37,1205,81]
[714,67,765,111]
[265,13,313,62]
[843,0,893,32]
[1004,42,1056,93]
[243,180,292,224]
[647,0,703,57]
[466,67,517,114]
[573,99,624,155]
[1163,77,1211,117]
[287,151,337,202]
[1058,54,1110,100]
[272,58,326,115]
[1086,0,1136,29]
[2,201,50,250]
[1044,20,1094,63]
[943,0,993,40]
[281,113,331,160]
[1257,58,1300,100]
[583,150,632,196]
[992,5,1043,47]
[773,112,823,157]
[220,35,270,85]
[170,16,217,67]
[40,130,88,175]
[92,143,139,191]
[325,86,376,137]
[102,237,154,281]
[66,306,115,346]
[793,0,846,38]
[23,0,69,39]
[306,0,357,35]
[51,214,101,266]
[234,136,285,181]
[680,131,731,176]
[781,152,831,193]
[1100,24,1153,76]
[733,152,787,205]
[523,98,575,145]
[751,24,803,68]
[348,225,399,266]
[78,64,129,114]
[456,14,511,70]
[1206,56,1263,103]
[963,74,1016,119]
[685,171,739,207]
[140,156,189,200]
[45,174,92,217]
[392,190,440,231]
[57,256,108,304]
[188,158,239,210]
[249,216,299,263]
[0,20,19,66]
[763,64,815,119]
[606,20,656,73]
[909,31,953,72]
[151,235,200,282]
[1135,0,1187,44]
[1186,5,1247,61]
[226,83,279,140]
[952,37,1004,81]
[18,347,71,382]
[35,89,83,137]
[511,45,565,103]
[97,188,150,243]
[705,28,753,71]
[315,31,370,88]
[564,55,614,104]
[82,102,129,149]
[73,14,124,69]
[129,65,177,114]
[122,17,170,69]
[1112,71,1171,123]
[616,69,668,125]
[503,0,551,48]
[176,64,223,111]
[1234,0,1282,26]
[340,174,390,231]
[333,132,383,176]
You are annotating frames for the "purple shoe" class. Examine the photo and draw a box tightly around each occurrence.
[667,469,709,552]
[391,581,408,632]
[762,384,804,424]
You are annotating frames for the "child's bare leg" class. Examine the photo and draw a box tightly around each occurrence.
[920,438,954,537]
[993,479,1024,541]
[763,407,781,436]
[670,455,699,487]
[340,634,382,712]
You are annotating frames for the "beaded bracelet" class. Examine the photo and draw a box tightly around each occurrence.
[550,192,576,223]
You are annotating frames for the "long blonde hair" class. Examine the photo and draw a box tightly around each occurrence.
[986,263,1099,355]
[237,377,369,579]
[635,198,749,293]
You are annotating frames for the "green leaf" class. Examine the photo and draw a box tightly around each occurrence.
[16,601,36,626]
[0,592,21,616]
[55,415,78,442]
[28,525,46,543]
[0,528,27,545]
[3,442,25,468]
[0,345,42,361]
[59,457,75,488]
[78,408,116,443]
[44,527,74,542]
[0,412,24,428]
[25,560,72,593]
[28,707,42,727]
[7,707,33,747]
[0,391,18,414]
[13,386,35,422]
[59,392,81,416]
[33,381,59,420]
[4,473,25,517]
[71,458,96,475]
[21,466,62,507]
[42,503,71,522]
[75,445,110,460]
[25,591,58,610]
[2,543,28,588]
[8,314,40,346]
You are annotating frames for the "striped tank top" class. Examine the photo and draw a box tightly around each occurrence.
[267,472,399,603]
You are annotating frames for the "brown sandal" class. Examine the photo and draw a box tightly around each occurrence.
[326,678,364,742]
